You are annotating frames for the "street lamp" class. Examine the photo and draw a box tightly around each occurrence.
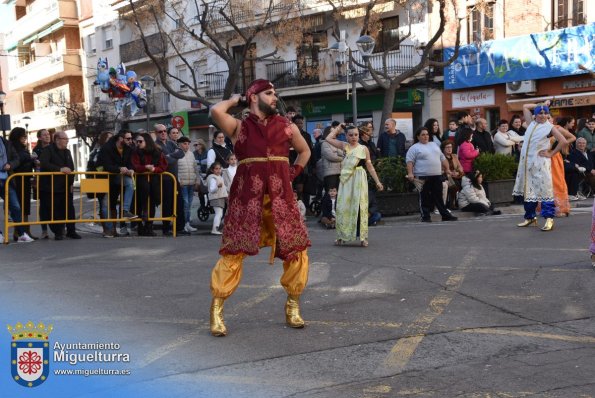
[331,33,376,125]
[140,75,156,132]
[0,90,7,139]
[23,116,31,133]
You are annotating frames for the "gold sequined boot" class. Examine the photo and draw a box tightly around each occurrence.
[285,295,305,328]
[210,298,227,336]
[517,217,537,227]
[541,218,554,231]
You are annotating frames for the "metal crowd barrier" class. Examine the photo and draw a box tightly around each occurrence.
[3,171,178,244]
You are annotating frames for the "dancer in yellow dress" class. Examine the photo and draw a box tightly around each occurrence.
[324,124,383,247]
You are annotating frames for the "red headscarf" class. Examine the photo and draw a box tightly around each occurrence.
[245,79,274,104]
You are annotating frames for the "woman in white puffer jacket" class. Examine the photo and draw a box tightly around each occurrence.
[457,171,501,216]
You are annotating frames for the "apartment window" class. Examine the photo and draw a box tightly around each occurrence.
[102,27,113,50]
[553,0,585,28]
[376,16,399,53]
[87,33,96,55]
[174,17,183,29]
[468,2,494,42]
[194,61,207,87]
[177,66,188,91]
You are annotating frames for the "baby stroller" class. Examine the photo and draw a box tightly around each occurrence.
[197,193,214,221]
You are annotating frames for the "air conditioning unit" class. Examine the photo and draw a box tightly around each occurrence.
[506,80,537,94]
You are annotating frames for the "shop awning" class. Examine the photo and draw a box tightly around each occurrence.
[22,21,64,45]
[507,91,595,111]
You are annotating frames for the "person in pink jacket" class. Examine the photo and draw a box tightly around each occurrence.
[458,130,480,173]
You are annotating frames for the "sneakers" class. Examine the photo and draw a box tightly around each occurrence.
[184,222,197,233]
[211,229,222,235]
[122,210,139,219]
[568,195,579,201]
[17,233,35,243]
[577,192,587,200]
[442,215,458,221]
[40,231,49,239]
[119,226,130,236]
[433,209,440,215]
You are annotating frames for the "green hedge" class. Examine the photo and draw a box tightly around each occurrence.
[473,153,518,181]
[369,156,411,193]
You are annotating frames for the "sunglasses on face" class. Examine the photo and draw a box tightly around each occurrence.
[135,140,144,144]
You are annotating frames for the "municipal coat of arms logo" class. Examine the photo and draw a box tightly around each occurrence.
[7,321,53,387]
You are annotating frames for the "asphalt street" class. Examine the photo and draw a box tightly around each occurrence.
[1,200,594,398]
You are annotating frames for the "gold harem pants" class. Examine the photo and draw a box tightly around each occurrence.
[210,195,309,299]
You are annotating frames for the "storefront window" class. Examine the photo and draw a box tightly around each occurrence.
[485,108,500,132]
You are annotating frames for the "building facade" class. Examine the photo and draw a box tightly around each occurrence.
[442,0,594,130]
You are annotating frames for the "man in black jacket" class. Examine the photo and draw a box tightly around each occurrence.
[39,132,81,240]
[97,130,138,236]
[472,118,495,154]
[566,137,595,200]
[155,124,188,236]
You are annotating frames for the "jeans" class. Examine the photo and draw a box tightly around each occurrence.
[112,175,134,212]
[0,180,26,235]
[181,185,194,224]
[99,194,113,230]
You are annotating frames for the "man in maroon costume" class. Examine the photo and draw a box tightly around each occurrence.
[209,79,311,336]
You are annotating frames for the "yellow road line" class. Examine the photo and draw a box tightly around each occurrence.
[380,249,477,373]
[461,328,595,344]
[307,320,401,329]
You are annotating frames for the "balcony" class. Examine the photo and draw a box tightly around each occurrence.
[265,60,320,89]
[14,106,69,133]
[120,33,168,64]
[5,0,78,46]
[350,45,420,76]
[264,45,420,90]
[8,50,82,91]
[202,71,246,98]
[131,91,170,118]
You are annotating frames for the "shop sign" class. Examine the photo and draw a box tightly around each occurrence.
[551,95,595,108]
[562,79,595,89]
[444,22,595,90]
[452,89,495,108]
[301,89,424,117]
[170,111,189,136]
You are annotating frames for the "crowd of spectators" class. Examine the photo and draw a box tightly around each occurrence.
[3,109,595,243]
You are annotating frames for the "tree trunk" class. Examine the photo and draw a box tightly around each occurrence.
[379,85,397,136]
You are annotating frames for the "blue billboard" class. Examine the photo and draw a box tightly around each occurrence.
[444,23,595,90]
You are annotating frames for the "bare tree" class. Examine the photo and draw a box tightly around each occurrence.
[60,101,116,148]
[326,0,463,131]
[124,0,307,105]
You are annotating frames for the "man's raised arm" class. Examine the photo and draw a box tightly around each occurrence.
[210,95,242,142]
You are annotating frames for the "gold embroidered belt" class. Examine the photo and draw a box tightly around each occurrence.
[239,156,289,165]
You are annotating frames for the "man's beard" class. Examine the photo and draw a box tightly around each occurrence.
[258,97,277,117]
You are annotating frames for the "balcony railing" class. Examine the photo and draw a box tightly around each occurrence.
[8,50,82,91]
[120,33,168,64]
[202,71,246,98]
[265,60,320,89]
[351,45,420,76]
